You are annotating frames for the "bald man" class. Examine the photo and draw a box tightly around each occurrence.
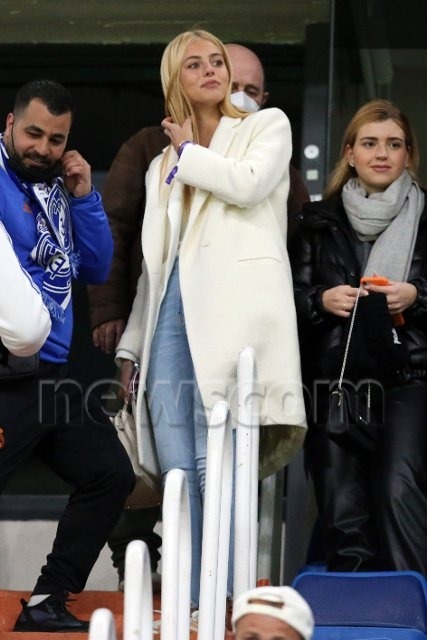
[227,43,270,108]
[87,43,309,590]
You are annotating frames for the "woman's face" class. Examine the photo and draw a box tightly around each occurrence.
[180,37,229,109]
[346,119,409,194]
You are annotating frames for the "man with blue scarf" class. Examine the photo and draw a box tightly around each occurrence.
[0,79,134,632]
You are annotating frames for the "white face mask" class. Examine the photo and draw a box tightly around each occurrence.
[230,91,260,113]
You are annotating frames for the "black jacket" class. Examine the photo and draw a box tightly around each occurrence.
[289,194,427,383]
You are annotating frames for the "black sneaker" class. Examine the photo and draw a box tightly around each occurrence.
[13,591,89,632]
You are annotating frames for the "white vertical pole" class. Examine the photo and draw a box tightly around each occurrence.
[89,608,117,640]
[234,346,259,597]
[161,468,191,640]
[198,400,233,640]
[123,540,153,640]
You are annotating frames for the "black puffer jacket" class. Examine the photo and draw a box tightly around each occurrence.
[289,194,427,383]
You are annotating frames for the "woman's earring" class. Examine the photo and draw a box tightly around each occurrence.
[349,161,354,168]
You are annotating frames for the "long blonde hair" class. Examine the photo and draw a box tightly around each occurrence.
[324,99,419,199]
[159,29,248,212]
[160,29,246,144]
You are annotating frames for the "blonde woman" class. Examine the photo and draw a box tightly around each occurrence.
[117,29,306,608]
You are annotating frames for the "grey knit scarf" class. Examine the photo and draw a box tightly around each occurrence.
[342,170,424,281]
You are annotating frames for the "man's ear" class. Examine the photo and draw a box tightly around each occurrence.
[261,91,270,107]
[5,113,14,130]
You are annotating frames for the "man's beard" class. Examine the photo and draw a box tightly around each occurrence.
[7,151,63,183]
[5,130,63,183]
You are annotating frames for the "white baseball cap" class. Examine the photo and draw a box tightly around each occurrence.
[232,586,314,640]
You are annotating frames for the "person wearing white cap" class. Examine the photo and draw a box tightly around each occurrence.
[232,586,314,640]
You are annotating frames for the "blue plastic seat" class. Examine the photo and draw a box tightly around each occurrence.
[292,571,427,638]
[297,562,327,574]
[313,627,425,639]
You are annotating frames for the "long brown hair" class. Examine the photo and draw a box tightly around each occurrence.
[324,99,419,199]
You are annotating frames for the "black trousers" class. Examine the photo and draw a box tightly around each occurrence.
[0,361,135,594]
[108,506,161,577]
[306,378,427,573]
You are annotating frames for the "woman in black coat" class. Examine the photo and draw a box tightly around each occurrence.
[290,99,427,574]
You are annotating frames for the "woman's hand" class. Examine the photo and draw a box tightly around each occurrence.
[161,116,193,152]
[363,280,417,314]
[322,284,367,317]
[119,359,136,402]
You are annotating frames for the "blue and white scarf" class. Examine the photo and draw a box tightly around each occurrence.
[0,138,80,322]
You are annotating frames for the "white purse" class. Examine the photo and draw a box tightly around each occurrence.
[112,365,162,509]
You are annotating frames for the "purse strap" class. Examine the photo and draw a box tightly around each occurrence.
[124,363,140,412]
[337,287,362,390]
[129,363,140,398]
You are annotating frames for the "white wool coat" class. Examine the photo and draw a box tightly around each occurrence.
[116,108,307,477]
[0,221,51,356]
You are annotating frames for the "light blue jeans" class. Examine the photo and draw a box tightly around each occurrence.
[146,259,207,606]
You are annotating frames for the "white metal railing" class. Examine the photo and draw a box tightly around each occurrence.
[89,470,191,640]
[89,540,153,640]
[160,468,191,640]
[89,608,117,640]
[234,346,259,597]
[196,347,260,640]
[124,540,153,640]
[89,347,262,640]
[198,399,233,640]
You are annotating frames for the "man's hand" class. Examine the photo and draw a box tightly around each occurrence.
[92,319,126,354]
[62,150,92,197]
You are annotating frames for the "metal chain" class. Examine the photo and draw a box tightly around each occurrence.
[337,286,371,409]
[338,287,362,390]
